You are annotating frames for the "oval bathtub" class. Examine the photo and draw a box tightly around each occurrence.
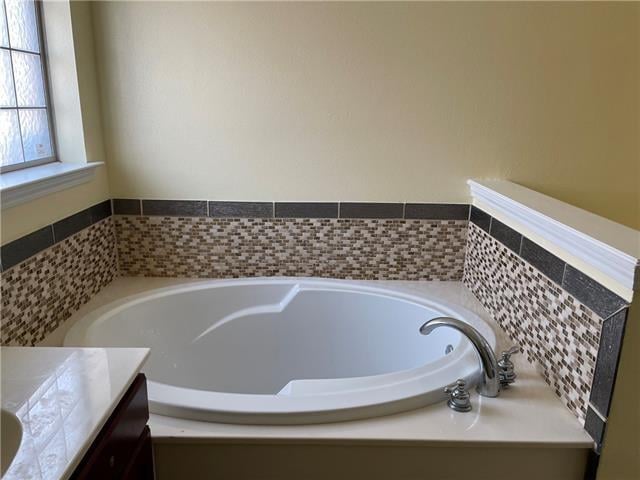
[64,278,495,424]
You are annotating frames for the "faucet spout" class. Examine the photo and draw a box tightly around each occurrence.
[420,317,500,397]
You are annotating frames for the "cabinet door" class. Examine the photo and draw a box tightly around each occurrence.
[123,427,155,480]
[72,374,150,480]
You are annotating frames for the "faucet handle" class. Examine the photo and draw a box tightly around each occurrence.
[498,345,520,388]
[444,379,472,412]
[502,345,520,358]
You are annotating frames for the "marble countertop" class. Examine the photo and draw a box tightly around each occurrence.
[42,277,593,449]
[1,347,149,480]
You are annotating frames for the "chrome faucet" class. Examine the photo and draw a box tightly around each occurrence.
[420,317,502,397]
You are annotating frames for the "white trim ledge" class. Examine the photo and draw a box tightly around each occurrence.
[468,179,640,296]
[1,162,104,210]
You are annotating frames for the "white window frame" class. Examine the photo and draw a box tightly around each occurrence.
[1,0,58,173]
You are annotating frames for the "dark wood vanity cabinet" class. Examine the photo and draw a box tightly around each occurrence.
[71,373,155,480]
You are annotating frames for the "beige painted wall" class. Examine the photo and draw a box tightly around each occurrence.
[93,1,639,229]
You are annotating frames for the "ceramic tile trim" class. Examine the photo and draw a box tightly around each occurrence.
[112,198,141,215]
[465,209,630,447]
[0,217,119,345]
[339,202,404,219]
[112,199,471,220]
[588,309,628,417]
[275,202,339,218]
[584,407,606,454]
[142,199,207,217]
[209,201,273,218]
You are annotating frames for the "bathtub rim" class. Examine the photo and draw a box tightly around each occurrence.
[64,277,496,424]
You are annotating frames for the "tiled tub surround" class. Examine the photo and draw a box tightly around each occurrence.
[0,201,470,346]
[463,207,629,450]
[114,216,468,280]
[113,200,470,280]
[0,198,630,446]
[0,201,118,345]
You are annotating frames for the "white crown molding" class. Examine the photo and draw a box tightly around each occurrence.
[468,180,640,294]
[1,162,103,210]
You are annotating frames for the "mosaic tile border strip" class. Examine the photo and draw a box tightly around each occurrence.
[0,217,119,345]
[114,215,469,281]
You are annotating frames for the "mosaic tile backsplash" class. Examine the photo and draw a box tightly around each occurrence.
[115,216,468,280]
[463,222,603,422]
[1,218,118,345]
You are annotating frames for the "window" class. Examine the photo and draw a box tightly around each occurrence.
[1,0,55,173]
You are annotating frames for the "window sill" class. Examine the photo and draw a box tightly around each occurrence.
[0,162,104,210]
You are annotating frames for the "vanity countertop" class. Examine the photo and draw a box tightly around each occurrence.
[1,347,149,480]
[43,277,594,449]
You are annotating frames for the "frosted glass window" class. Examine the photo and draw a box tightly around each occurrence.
[1,2,8,48]
[0,49,15,107]
[1,0,55,171]
[19,108,51,160]
[1,110,24,166]
[12,50,45,106]
[5,0,39,53]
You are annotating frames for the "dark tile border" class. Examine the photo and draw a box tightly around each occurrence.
[53,209,92,242]
[113,198,141,215]
[113,200,472,221]
[584,407,606,453]
[209,201,273,218]
[0,200,112,272]
[339,203,403,219]
[52,200,113,243]
[520,237,565,285]
[470,206,491,232]
[489,218,522,254]
[275,202,339,218]
[89,200,112,223]
[141,200,207,217]
[405,203,469,220]
[563,265,627,319]
[1,226,54,271]
[589,308,628,417]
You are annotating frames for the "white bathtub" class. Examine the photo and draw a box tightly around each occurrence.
[64,278,495,424]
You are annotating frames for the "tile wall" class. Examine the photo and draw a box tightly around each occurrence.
[464,206,630,452]
[0,201,118,345]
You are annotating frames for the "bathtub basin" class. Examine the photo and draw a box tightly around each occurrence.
[64,278,495,424]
